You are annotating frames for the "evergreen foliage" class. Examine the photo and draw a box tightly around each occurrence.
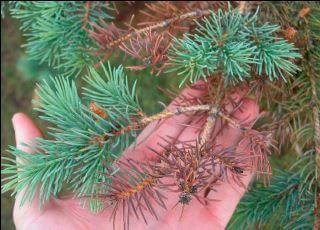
[2,63,140,211]
[228,2,320,229]
[7,1,113,76]
[229,150,317,230]
[1,1,319,228]
[83,63,142,119]
[167,6,301,86]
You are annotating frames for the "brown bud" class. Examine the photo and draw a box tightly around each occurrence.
[298,7,310,18]
[89,102,108,119]
[89,135,108,147]
[282,26,297,40]
[137,110,145,118]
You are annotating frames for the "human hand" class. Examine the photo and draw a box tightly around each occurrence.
[12,83,258,230]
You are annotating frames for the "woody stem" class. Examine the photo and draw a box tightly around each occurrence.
[103,9,210,50]
[94,103,248,145]
[97,104,213,142]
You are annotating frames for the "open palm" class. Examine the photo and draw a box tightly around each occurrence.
[12,84,258,230]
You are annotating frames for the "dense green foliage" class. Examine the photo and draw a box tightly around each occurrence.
[228,2,320,229]
[2,63,141,211]
[1,1,318,228]
[167,6,301,86]
[229,150,317,230]
[8,1,113,76]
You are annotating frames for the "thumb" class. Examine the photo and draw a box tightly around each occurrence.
[12,113,42,155]
[12,113,43,225]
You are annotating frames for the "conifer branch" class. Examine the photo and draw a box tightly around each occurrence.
[167,5,301,86]
[96,104,213,145]
[140,104,212,124]
[229,150,317,229]
[2,2,314,228]
[1,63,143,209]
[7,1,114,76]
[91,2,233,72]
[102,9,211,50]
[229,3,319,228]
[94,102,253,147]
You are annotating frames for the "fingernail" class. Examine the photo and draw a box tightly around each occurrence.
[12,112,25,122]
[12,113,23,131]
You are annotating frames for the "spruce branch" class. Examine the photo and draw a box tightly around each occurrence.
[3,2,317,228]
[167,5,301,86]
[100,9,211,51]
[105,158,167,229]
[90,2,232,73]
[8,1,114,76]
[83,62,142,118]
[2,67,270,216]
[94,100,257,147]
[228,151,317,230]
[230,3,319,228]
[138,1,228,27]
[95,104,212,146]
[105,132,273,229]
[90,8,212,71]
[1,63,143,210]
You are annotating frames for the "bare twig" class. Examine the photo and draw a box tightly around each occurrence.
[103,9,210,50]
[199,107,218,146]
[92,102,248,146]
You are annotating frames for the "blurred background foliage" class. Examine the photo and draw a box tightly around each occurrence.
[1,4,302,230]
[2,14,35,230]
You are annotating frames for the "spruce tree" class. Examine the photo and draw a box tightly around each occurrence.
[1,1,319,229]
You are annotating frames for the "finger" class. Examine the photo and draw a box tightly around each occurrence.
[204,98,259,227]
[12,113,43,155]
[12,113,43,224]
[122,81,208,162]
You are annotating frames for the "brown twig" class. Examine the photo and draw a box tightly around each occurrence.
[310,65,320,230]
[103,9,210,50]
[141,104,211,125]
[111,104,212,138]
[199,107,218,146]
[92,103,249,146]
[237,1,247,14]
[82,1,91,29]
[310,75,320,155]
